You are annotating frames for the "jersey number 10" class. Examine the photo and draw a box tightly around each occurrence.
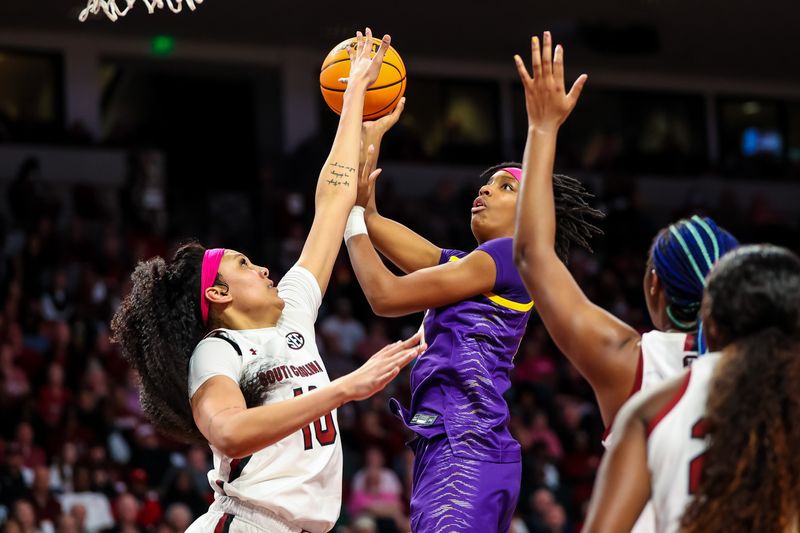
[293,386,338,450]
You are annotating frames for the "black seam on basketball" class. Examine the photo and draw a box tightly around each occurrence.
[320,62,404,91]
[322,53,405,72]
[363,80,405,119]
[320,76,406,93]
[320,57,352,70]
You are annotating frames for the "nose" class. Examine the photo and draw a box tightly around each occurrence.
[479,184,491,196]
[261,268,269,278]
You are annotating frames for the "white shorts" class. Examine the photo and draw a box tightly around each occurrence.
[186,495,306,533]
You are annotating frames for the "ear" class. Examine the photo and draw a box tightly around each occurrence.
[205,286,232,305]
[649,269,661,296]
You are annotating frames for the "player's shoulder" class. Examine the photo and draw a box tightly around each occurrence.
[195,328,245,356]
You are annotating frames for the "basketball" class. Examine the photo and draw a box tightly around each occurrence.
[320,37,407,120]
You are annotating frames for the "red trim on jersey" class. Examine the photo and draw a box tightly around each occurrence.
[602,347,645,441]
[684,333,696,352]
[646,370,692,437]
[214,513,234,533]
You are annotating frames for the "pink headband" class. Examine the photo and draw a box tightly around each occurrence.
[200,248,225,325]
[501,167,523,182]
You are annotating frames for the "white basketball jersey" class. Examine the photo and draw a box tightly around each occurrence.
[640,330,698,393]
[607,330,698,533]
[187,266,342,533]
[647,353,720,533]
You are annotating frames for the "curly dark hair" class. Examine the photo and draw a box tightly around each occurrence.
[111,242,227,443]
[480,162,603,263]
[681,244,800,533]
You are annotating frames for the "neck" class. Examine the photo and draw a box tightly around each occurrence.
[222,309,281,330]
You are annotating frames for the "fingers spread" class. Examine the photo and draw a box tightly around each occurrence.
[514,54,531,83]
[542,31,553,78]
[553,44,565,92]
[531,36,542,80]
[568,74,588,102]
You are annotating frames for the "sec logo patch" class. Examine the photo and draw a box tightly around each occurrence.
[286,332,305,350]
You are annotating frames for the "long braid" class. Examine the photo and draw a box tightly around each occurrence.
[481,162,604,263]
[681,245,800,532]
[650,216,738,351]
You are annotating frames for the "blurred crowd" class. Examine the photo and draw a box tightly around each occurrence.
[0,153,797,533]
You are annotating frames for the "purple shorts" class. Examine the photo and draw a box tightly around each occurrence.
[409,435,521,533]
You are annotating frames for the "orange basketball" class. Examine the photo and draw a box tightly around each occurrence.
[320,37,407,120]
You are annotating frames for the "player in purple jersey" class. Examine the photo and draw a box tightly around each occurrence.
[339,102,602,532]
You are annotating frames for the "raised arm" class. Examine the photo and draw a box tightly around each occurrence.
[356,99,442,274]
[191,333,425,458]
[297,28,390,295]
[511,32,640,426]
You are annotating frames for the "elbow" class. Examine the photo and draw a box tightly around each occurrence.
[212,422,252,459]
[367,293,397,317]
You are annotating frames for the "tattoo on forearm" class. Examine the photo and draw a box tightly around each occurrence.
[327,162,355,187]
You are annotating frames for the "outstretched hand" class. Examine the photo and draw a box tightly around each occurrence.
[363,96,406,139]
[514,31,587,133]
[341,27,391,90]
[339,332,426,402]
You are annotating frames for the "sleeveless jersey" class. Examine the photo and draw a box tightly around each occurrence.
[647,353,720,533]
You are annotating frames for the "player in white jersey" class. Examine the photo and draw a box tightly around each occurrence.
[511,32,739,531]
[111,29,426,533]
[583,245,800,533]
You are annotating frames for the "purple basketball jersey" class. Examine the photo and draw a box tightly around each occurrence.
[390,237,531,462]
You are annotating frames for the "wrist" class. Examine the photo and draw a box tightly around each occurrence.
[344,79,370,95]
[529,123,560,136]
[331,376,354,404]
[344,206,368,242]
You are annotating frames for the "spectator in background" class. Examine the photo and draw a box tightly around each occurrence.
[162,504,192,533]
[24,466,61,531]
[0,444,29,513]
[13,423,46,474]
[320,298,365,358]
[355,320,391,363]
[9,500,38,533]
[348,447,406,533]
[350,514,377,533]
[58,465,114,532]
[67,505,88,533]
[36,364,72,435]
[48,443,78,495]
[0,343,30,407]
[41,272,72,323]
[102,493,141,533]
[160,469,205,522]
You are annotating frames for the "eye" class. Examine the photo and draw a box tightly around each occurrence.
[502,183,515,191]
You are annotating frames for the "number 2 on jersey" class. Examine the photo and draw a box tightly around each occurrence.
[293,386,338,450]
[688,417,709,494]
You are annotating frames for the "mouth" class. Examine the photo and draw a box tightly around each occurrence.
[471,197,486,214]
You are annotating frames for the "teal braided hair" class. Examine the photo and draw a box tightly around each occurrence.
[650,215,739,353]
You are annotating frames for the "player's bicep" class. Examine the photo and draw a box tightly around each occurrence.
[377,250,496,316]
[191,375,247,446]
